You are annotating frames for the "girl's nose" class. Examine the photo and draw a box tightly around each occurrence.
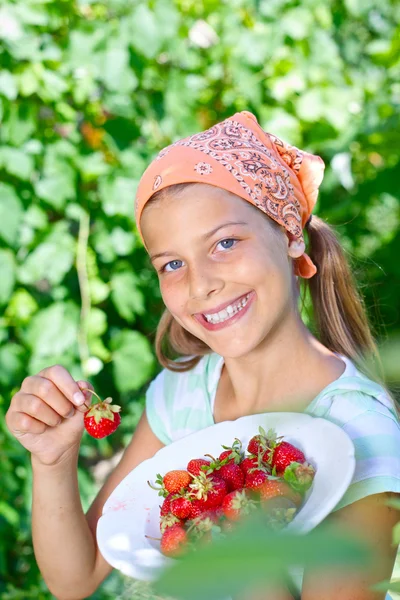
[188,261,223,300]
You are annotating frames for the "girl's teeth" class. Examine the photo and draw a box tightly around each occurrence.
[204,293,250,324]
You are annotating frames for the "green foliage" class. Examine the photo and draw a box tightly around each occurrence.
[0,0,399,597]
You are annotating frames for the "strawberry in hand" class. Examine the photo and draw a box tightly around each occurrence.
[82,389,121,439]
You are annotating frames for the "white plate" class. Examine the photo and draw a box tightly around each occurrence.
[97,412,355,581]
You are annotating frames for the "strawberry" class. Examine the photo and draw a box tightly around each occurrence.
[149,470,192,497]
[188,499,207,519]
[82,390,121,439]
[261,496,298,530]
[163,470,192,494]
[160,513,183,534]
[258,479,302,507]
[218,438,243,465]
[283,461,315,493]
[170,497,192,519]
[245,468,269,494]
[186,510,222,544]
[160,494,174,516]
[240,455,259,476]
[187,458,211,476]
[247,426,277,458]
[204,451,244,492]
[188,472,227,510]
[160,524,188,557]
[221,489,256,522]
[271,441,306,475]
[217,462,244,492]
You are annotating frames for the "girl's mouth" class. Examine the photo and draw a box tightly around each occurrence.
[193,291,255,331]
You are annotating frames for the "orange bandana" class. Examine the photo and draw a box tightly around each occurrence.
[134,110,325,278]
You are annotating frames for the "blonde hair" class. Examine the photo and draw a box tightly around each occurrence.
[142,183,398,412]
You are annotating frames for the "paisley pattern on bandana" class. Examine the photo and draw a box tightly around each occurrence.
[155,118,304,238]
[134,111,325,279]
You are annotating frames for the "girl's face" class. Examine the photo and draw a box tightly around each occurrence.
[140,184,297,358]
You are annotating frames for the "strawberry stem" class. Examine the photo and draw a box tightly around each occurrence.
[80,387,103,403]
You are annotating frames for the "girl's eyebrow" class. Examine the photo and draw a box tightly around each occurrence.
[149,221,248,262]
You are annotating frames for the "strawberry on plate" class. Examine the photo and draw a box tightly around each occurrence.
[188,472,227,510]
[221,489,256,522]
[160,524,188,557]
[149,470,192,497]
[271,440,306,475]
[187,458,211,476]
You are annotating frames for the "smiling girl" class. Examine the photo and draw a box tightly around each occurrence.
[6,111,400,600]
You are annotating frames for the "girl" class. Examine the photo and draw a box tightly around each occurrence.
[6,111,400,600]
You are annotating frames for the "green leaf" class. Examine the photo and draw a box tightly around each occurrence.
[99,175,138,217]
[110,271,146,322]
[155,514,370,600]
[111,330,155,393]
[129,5,163,59]
[0,183,24,246]
[0,501,20,527]
[17,222,75,286]
[4,288,38,325]
[0,249,16,305]
[0,102,37,145]
[0,343,25,386]
[0,146,35,180]
[110,227,136,256]
[76,152,112,182]
[0,70,18,100]
[34,147,76,208]
[23,301,80,357]
[98,46,138,93]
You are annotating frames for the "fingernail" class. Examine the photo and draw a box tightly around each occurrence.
[66,407,75,418]
[73,392,86,406]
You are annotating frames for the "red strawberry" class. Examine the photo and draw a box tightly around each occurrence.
[188,499,207,519]
[218,462,245,492]
[187,458,211,476]
[186,510,221,544]
[160,494,174,516]
[245,468,269,494]
[271,442,306,475]
[160,524,188,557]
[240,456,259,476]
[160,513,183,534]
[218,438,243,465]
[170,497,192,519]
[188,472,227,510]
[221,489,256,522]
[258,479,302,507]
[83,391,121,439]
[247,426,275,457]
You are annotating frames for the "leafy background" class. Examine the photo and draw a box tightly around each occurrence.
[0,0,399,597]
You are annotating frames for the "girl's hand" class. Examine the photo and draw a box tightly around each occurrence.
[5,365,94,467]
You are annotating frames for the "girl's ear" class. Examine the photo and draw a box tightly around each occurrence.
[285,231,306,259]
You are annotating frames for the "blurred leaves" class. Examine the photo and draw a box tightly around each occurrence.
[155,513,371,600]
[0,0,399,597]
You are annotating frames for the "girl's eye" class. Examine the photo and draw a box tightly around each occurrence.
[159,238,238,273]
[161,260,183,273]
[216,238,238,251]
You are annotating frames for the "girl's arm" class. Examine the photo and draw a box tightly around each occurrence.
[32,410,164,600]
[301,491,399,600]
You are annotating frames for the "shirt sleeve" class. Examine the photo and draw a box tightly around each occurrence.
[145,369,172,446]
[331,405,400,512]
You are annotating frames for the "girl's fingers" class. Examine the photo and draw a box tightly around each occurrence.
[12,392,66,428]
[76,380,95,409]
[20,375,78,418]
